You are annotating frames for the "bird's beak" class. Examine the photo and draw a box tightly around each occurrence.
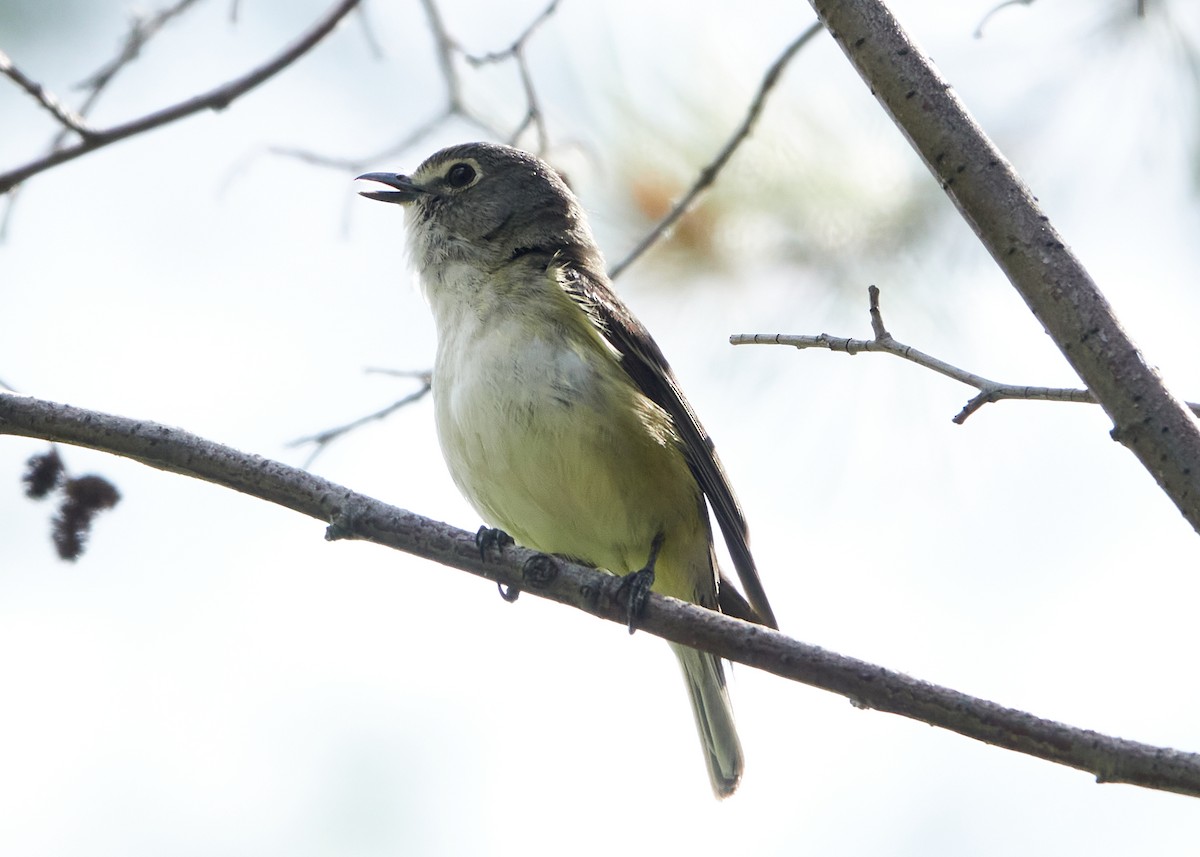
[355,172,429,204]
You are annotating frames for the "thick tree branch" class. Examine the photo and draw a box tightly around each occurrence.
[0,0,362,194]
[808,0,1200,532]
[2,390,1198,798]
[732,286,1200,424]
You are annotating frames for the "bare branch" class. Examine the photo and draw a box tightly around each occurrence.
[509,47,548,152]
[351,0,386,60]
[973,0,1036,39]
[418,0,465,110]
[809,0,1200,532]
[1,0,206,236]
[2,389,1199,798]
[867,285,890,339]
[461,0,560,152]
[462,0,561,65]
[274,0,559,171]
[288,371,432,466]
[608,21,824,280]
[732,287,1200,424]
[74,0,205,97]
[0,50,95,137]
[270,106,462,172]
[0,0,363,195]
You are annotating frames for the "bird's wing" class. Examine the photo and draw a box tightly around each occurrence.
[558,262,777,629]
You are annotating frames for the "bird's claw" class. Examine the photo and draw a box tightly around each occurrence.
[615,567,656,634]
[476,527,518,602]
[475,526,514,560]
[616,532,664,633]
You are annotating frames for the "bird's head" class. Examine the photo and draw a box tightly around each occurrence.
[357,142,598,274]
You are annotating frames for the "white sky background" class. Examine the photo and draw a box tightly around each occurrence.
[3,0,1200,854]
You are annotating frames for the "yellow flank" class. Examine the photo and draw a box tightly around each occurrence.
[434,263,711,605]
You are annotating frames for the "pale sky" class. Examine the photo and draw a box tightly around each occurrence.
[2,1,1199,854]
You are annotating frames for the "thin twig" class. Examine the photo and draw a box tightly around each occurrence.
[352,0,385,60]
[288,371,432,466]
[0,50,95,137]
[608,21,823,280]
[267,102,501,174]
[458,0,559,152]
[3,389,1200,799]
[0,0,205,237]
[463,0,561,65]
[0,0,362,195]
[75,0,205,96]
[419,0,464,110]
[508,47,548,153]
[731,286,1200,424]
[273,0,561,170]
[270,107,457,171]
[973,0,1036,39]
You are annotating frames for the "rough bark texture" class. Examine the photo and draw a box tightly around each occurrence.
[810,0,1200,531]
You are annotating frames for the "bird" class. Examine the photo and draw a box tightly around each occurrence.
[357,142,776,798]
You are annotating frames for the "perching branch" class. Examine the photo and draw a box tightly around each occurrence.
[732,287,1200,424]
[2,389,1199,799]
[0,0,362,194]
[608,20,824,280]
[809,0,1200,532]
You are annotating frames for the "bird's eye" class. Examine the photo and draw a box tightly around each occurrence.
[446,163,476,188]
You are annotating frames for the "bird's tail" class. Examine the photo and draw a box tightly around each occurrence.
[671,642,743,798]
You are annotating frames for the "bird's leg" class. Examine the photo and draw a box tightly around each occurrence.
[476,526,519,602]
[616,532,664,634]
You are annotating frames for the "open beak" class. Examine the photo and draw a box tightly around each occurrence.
[355,172,429,204]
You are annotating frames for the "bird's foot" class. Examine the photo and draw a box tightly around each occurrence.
[476,526,519,602]
[616,532,664,634]
[476,526,514,560]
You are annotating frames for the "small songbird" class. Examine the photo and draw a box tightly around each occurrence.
[357,142,776,798]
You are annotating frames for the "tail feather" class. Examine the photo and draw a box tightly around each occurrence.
[671,642,743,798]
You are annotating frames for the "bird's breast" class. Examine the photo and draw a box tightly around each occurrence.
[431,311,698,575]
